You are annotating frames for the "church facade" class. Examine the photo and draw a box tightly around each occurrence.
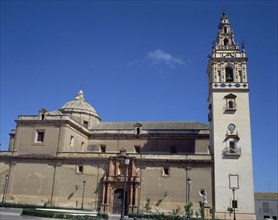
[0,13,256,219]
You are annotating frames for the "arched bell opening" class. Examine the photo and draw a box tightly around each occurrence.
[225,66,234,82]
[224,38,229,46]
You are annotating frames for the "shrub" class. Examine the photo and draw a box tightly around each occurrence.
[184,202,193,218]
[0,202,44,209]
[21,208,106,219]
[144,198,152,214]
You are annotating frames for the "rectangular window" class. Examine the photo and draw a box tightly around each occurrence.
[263,202,269,213]
[70,136,74,147]
[229,141,235,153]
[134,145,141,153]
[77,165,83,173]
[83,121,89,128]
[100,145,106,153]
[36,131,45,143]
[163,167,169,176]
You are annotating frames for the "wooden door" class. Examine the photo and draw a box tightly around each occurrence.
[113,188,129,214]
[113,189,124,214]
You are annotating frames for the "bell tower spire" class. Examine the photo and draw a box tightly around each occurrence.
[216,13,236,48]
[208,13,248,87]
[207,13,256,219]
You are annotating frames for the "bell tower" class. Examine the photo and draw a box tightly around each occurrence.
[207,13,256,219]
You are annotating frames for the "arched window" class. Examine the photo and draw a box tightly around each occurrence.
[228,100,234,109]
[134,123,142,134]
[238,70,243,82]
[224,27,227,33]
[224,38,229,46]
[225,66,234,82]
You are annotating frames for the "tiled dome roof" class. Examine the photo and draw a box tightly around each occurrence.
[60,90,100,119]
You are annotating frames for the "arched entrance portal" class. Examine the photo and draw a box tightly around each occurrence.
[113,188,127,214]
[100,149,140,214]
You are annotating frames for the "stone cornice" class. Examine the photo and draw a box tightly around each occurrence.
[0,153,213,167]
[89,132,209,140]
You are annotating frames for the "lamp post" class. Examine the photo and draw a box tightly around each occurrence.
[1,174,8,203]
[232,188,236,220]
[120,154,130,220]
[81,180,86,209]
[187,177,191,204]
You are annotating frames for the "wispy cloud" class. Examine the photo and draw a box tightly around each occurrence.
[127,59,138,66]
[147,49,186,68]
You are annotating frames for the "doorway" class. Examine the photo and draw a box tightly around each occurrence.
[113,188,127,214]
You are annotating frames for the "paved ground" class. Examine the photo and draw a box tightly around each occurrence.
[108,214,133,220]
[108,214,135,220]
[108,214,120,220]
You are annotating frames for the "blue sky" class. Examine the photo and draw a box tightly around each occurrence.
[0,1,277,193]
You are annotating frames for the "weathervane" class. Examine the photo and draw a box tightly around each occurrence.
[221,5,226,16]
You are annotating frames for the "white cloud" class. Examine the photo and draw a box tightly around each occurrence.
[147,49,186,68]
[127,59,138,66]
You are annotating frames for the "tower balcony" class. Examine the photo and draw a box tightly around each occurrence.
[223,146,241,157]
[225,131,240,141]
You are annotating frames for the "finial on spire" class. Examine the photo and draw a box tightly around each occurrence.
[241,40,246,51]
[221,5,226,16]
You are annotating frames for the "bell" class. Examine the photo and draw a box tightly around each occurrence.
[226,74,233,81]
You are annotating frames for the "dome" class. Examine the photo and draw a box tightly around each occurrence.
[60,90,100,120]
